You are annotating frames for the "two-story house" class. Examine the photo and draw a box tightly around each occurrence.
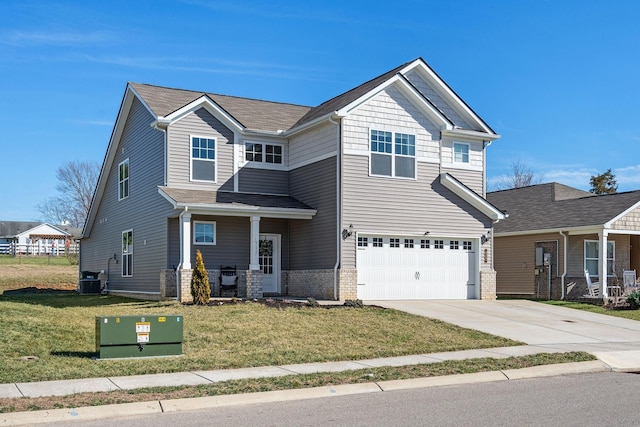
[80,58,505,302]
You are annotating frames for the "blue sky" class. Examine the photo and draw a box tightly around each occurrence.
[1,0,639,221]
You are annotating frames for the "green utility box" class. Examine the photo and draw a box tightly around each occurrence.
[95,315,183,359]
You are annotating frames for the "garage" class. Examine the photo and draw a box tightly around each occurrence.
[356,235,477,300]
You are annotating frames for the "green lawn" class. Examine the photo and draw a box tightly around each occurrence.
[544,300,640,321]
[0,292,522,384]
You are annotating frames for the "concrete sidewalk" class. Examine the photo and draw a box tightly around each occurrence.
[0,344,572,399]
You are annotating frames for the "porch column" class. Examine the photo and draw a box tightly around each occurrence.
[599,231,608,298]
[180,211,192,270]
[249,215,261,270]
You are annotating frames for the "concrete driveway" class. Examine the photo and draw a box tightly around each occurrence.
[370,299,640,370]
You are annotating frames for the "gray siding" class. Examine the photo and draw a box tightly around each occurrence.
[289,157,337,270]
[166,108,235,191]
[81,97,175,294]
[441,166,484,196]
[341,156,491,269]
[168,216,289,270]
[289,121,337,168]
[238,168,288,195]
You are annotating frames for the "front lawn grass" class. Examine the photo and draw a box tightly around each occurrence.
[0,293,519,384]
[544,300,640,321]
[0,255,77,294]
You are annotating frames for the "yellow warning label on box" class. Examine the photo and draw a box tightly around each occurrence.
[158,317,166,322]
[136,322,150,333]
[137,333,149,343]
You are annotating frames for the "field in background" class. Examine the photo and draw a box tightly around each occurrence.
[0,255,78,294]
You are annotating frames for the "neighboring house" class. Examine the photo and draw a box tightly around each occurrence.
[81,57,505,302]
[487,183,640,299]
[0,221,79,255]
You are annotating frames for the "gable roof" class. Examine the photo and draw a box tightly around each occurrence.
[0,221,41,239]
[129,83,311,133]
[487,183,640,234]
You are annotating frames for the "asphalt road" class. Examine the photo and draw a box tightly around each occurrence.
[45,371,640,427]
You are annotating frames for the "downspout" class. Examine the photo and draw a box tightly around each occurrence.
[331,115,341,301]
[560,230,568,299]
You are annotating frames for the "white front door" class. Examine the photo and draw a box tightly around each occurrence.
[259,234,280,294]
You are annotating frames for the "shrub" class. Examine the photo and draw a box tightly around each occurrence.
[344,299,364,308]
[191,250,211,305]
[626,291,640,309]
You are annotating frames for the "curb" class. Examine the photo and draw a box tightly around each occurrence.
[0,361,612,426]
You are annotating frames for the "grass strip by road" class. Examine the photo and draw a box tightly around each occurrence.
[0,352,594,414]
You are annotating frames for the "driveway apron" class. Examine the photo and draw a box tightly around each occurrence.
[369,300,640,353]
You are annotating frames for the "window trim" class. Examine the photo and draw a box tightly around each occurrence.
[121,229,133,277]
[118,158,129,200]
[369,129,416,179]
[193,221,216,245]
[453,142,470,164]
[190,135,217,183]
[584,240,615,278]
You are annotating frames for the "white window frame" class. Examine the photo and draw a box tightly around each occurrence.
[190,135,217,182]
[118,158,129,200]
[453,142,470,164]
[357,236,368,247]
[193,221,216,245]
[244,141,284,168]
[369,129,416,179]
[122,229,133,277]
[372,237,383,248]
[584,240,615,277]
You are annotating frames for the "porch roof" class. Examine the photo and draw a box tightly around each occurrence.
[488,183,640,234]
[159,187,317,219]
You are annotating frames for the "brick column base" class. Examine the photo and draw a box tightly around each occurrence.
[178,269,193,302]
[246,270,263,299]
[480,270,497,300]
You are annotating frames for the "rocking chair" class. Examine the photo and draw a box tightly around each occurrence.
[219,265,238,297]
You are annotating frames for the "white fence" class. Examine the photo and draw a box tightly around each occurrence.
[0,242,79,256]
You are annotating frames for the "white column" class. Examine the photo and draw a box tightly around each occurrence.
[250,216,261,270]
[180,211,192,270]
[599,231,608,298]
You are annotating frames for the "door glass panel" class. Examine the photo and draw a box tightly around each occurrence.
[259,239,273,275]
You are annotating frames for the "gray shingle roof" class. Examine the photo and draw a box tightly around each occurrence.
[159,187,314,211]
[129,83,311,132]
[0,221,41,238]
[487,183,640,233]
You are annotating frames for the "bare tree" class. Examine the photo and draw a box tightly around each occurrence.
[37,160,100,228]
[493,159,543,190]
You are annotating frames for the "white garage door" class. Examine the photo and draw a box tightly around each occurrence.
[356,236,477,300]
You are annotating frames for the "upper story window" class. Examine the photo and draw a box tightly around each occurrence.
[191,136,216,182]
[453,142,470,164]
[370,130,415,178]
[194,221,216,245]
[245,142,283,164]
[118,159,129,200]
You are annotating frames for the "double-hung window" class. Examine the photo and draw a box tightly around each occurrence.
[191,136,216,182]
[584,240,615,277]
[370,130,415,178]
[194,221,216,245]
[453,142,470,164]
[118,159,129,200]
[245,142,283,164]
[122,230,133,277]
